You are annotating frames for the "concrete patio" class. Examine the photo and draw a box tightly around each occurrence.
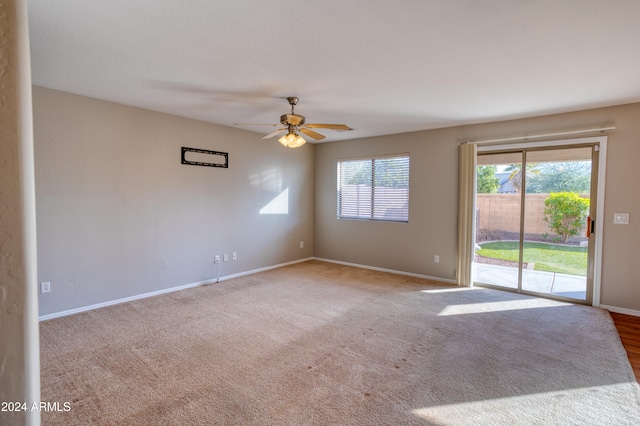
[473,262,587,300]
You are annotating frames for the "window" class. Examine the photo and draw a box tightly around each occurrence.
[337,154,410,222]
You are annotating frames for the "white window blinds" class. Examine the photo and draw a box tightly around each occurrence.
[337,154,410,222]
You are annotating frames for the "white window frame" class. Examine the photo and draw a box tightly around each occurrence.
[337,153,410,223]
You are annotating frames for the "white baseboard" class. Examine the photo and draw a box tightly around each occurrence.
[220,257,314,281]
[39,257,314,321]
[600,304,640,318]
[38,280,211,321]
[312,257,456,284]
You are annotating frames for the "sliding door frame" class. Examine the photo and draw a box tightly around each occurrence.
[476,136,607,307]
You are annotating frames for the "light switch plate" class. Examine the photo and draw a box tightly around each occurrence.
[613,213,629,224]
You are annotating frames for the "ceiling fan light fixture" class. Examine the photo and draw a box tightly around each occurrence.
[278,132,306,148]
[237,97,352,146]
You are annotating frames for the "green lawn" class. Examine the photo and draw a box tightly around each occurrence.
[476,241,587,276]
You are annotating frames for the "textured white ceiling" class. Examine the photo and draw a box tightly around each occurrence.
[28,0,640,143]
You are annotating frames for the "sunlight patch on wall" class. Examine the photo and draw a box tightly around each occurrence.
[259,187,289,215]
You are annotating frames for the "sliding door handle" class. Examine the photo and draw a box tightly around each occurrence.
[586,216,595,237]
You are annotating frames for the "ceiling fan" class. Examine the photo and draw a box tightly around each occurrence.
[235,97,353,148]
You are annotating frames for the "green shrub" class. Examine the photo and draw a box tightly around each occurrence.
[543,192,590,244]
[477,166,499,193]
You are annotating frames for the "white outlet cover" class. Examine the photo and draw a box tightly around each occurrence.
[613,213,629,224]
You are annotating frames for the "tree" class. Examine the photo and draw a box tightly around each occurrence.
[476,166,499,193]
[504,163,540,193]
[340,157,409,188]
[543,192,590,243]
[374,157,409,188]
[526,161,591,194]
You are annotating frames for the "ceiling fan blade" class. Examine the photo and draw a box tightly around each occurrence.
[263,128,287,139]
[234,123,280,126]
[286,114,303,126]
[305,123,353,131]
[299,128,326,141]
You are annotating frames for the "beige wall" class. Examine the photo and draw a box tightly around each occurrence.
[315,102,640,311]
[31,86,640,314]
[34,87,314,316]
[315,130,459,279]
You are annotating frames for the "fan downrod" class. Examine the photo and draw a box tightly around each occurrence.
[287,97,299,114]
[281,96,304,125]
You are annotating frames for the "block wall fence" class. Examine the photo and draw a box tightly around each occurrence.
[476,193,588,242]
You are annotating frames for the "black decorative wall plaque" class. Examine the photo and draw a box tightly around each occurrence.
[181,147,228,168]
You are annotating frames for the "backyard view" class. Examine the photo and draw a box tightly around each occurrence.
[476,241,587,276]
[474,147,594,301]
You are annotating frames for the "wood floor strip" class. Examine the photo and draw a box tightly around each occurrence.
[610,312,640,381]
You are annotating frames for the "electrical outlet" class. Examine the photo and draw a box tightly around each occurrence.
[434,255,440,263]
[300,241,304,249]
[232,252,237,260]
[223,253,228,262]
[214,255,220,263]
[41,281,51,294]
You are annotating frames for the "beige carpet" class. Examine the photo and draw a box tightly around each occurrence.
[40,260,640,425]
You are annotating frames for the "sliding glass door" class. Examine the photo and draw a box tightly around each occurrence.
[474,144,598,303]
[474,152,523,291]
